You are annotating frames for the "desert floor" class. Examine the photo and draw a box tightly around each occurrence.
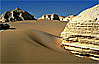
[0,20,98,63]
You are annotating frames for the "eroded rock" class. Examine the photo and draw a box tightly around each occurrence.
[0,6,36,22]
[61,4,99,60]
[63,15,76,21]
[38,14,60,20]
[0,23,10,30]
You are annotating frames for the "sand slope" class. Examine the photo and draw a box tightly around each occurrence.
[1,20,98,63]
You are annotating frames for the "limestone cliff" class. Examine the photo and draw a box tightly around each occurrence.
[0,6,36,22]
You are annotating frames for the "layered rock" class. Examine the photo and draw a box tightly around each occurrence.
[38,14,60,20]
[0,6,36,22]
[63,15,76,21]
[61,4,99,60]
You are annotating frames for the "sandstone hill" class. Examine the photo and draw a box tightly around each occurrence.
[0,6,36,22]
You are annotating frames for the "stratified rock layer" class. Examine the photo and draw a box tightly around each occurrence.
[0,6,36,22]
[61,4,99,60]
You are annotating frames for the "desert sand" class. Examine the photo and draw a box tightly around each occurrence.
[0,20,98,63]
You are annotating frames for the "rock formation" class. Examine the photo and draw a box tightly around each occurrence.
[63,15,76,21]
[0,6,36,22]
[59,16,65,21]
[38,14,60,20]
[61,4,99,60]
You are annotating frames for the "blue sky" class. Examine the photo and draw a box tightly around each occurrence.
[0,1,98,19]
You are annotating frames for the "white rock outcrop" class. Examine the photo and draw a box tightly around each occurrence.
[38,14,60,20]
[0,6,36,22]
[59,16,65,21]
[63,15,76,21]
[61,4,99,60]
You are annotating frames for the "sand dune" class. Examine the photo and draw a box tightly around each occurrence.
[1,20,98,63]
